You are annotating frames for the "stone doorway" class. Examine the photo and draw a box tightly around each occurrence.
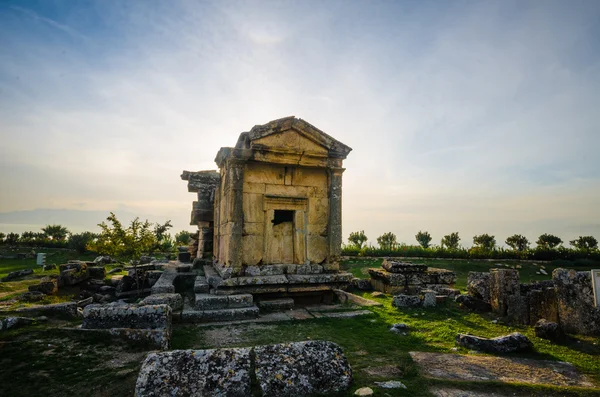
[263,196,307,265]
[269,210,294,263]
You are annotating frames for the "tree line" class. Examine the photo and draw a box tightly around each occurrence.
[0,214,193,258]
[344,230,599,260]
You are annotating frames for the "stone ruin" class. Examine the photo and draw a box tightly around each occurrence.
[180,116,355,314]
[364,259,458,308]
[466,268,600,336]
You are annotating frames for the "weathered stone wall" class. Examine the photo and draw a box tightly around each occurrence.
[465,268,600,336]
[553,269,600,335]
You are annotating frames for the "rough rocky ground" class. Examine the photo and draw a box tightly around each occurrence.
[410,351,594,387]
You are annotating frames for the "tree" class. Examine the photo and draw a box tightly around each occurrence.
[5,232,19,245]
[42,224,70,241]
[473,234,496,250]
[415,231,432,248]
[536,234,562,249]
[88,212,156,260]
[505,234,529,252]
[21,231,36,240]
[175,230,192,245]
[153,220,173,253]
[570,236,598,251]
[348,230,368,249]
[69,232,98,254]
[0,232,5,243]
[441,232,460,250]
[377,232,397,250]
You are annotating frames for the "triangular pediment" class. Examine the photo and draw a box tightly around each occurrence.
[235,116,352,159]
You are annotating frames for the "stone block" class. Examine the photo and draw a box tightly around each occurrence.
[489,269,520,316]
[553,268,600,336]
[534,319,566,342]
[392,294,422,308]
[151,271,177,294]
[456,332,533,353]
[194,294,229,310]
[506,294,530,325]
[194,276,210,293]
[135,348,252,397]
[422,289,437,308]
[467,272,491,302]
[15,302,78,318]
[28,277,58,295]
[140,293,183,311]
[254,341,352,397]
[382,259,427,273]
[286,273,353,284]
[82,304,171,330]
[1,268,34,282]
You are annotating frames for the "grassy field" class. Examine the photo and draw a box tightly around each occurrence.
[1,256,599,396]
[342,257,600,290]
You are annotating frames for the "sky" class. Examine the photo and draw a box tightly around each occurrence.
[0,0,599,248]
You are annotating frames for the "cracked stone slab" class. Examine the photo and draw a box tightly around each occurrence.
[409,351,594,387]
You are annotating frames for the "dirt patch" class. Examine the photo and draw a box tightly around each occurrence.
[410,351,594,387]
[203,323,276,347]
[429,388,527,397]
[362,365,404,377]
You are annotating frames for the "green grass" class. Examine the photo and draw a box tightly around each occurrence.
[171,293,600,396]
[1,255,599,396]
[341,257,600,290]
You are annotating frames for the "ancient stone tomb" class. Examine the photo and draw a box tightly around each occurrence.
[182,116,353,299]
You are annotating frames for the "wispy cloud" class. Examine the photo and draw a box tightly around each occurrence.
[0,0,599,245]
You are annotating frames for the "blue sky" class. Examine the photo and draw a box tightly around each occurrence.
[1,0,599,247]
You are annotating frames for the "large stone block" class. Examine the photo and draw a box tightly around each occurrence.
[82,304,171,330]
[467,272,491,303]
[489,269,520,316]
[553,269,600,336]
[254,341,352,397]
[456,332,533,354]
[382,259,427,273]
[136,348,252,397]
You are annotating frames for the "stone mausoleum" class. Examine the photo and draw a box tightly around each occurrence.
[182,116,353,302]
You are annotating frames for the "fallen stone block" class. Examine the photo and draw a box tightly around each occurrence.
[352,278,373,290]
[135,348,252,397]
[535,319,566,342]
[28,277,58,295]
[82,304,171,330]
[456,332,533,354]
[422,289,437,307]
[15,302,78,319]
[254,341,352,396]
[1,268,34,282]
[140,293,183,311]
[77,297,94,308]
[392,294,422,308]
[0,316,36,332]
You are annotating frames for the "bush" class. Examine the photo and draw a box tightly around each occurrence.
[68,232,98,254]
[415,231,432,249]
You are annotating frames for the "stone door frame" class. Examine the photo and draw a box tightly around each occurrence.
[263,195,308,264]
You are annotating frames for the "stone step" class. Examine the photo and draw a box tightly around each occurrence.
[194,293,253,310]
[258,298,294,312]
[194,276,209,293]
[181,306,260,323]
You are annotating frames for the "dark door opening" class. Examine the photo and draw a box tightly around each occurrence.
[272,209,294,225]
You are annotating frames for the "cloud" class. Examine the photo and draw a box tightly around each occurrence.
[0,0,599,243]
